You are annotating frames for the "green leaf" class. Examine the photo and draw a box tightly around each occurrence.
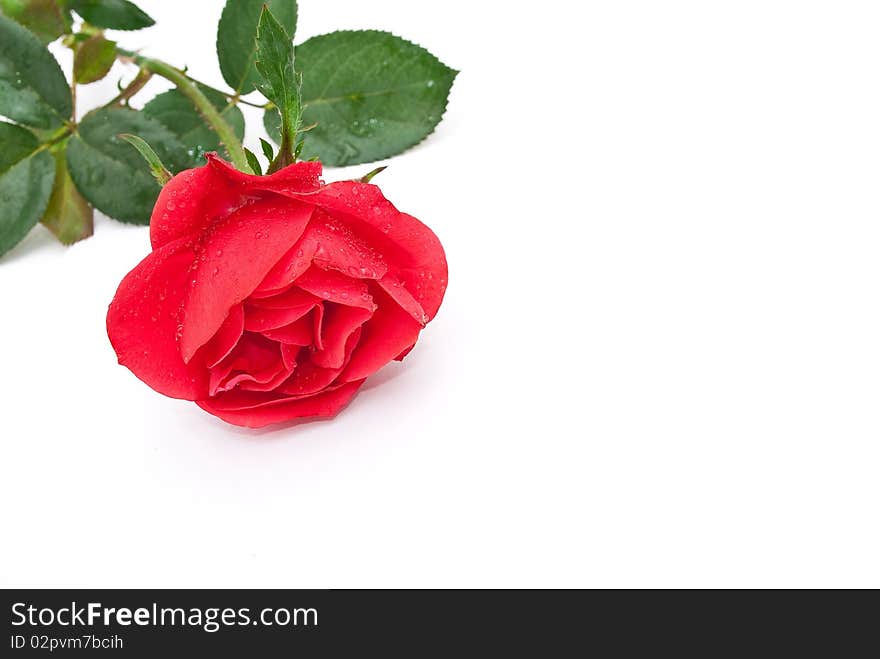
[73,33,116,84]
[244,148,262,175]
[0,12,72,128]
[0,121,39,171]
[254,5,300,172]
[118,133,171,185]
[68,0,153,30]
[67,107,187,224]
[41,139,93,244]
[217,0,297,95]
[0,121,55,257]
[0,0,72,44]
[142,86,245,167]
[292,30,457,166]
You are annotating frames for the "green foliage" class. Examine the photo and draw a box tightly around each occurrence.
[0,12,72,127]
[265,31,457,166]
[0,0,72,44]
[217,0,297,94]
[254,6,300,172]
[41,139,93,244]
[73,33,116,84]
[67,107,186,224]
[0,0,457,255]
[68,0,153,30]
[0,122,55,257]
[263,106,281,144]
[142,86,245,166]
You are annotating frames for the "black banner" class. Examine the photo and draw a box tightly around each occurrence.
[1,589,874,655]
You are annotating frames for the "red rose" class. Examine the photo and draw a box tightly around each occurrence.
[106,155,447,428]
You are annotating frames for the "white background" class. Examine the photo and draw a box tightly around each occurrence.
[2,0,879,588]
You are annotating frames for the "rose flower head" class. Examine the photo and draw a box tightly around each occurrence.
[106,155,447,428]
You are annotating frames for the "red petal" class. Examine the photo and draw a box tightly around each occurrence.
[312,303,325,350]
[295,267,376,311]
[208,333,283,396]
[380,211,447,322]
[262,313,315,345]
[254,234,320,295]
[206,153,323,195]
[106,237,207,400]
[254,211,390,296]
[279,359,340,397]
[243,300,316,332]
[339,288,423,382]
[237,359,296,392]
[280,328,361,396]
[281,343,303,369]
[157,158,321,252]
[149,165,245,250]
[197,380,365,428]
[377,273,428,326]
[312,305,373,369]
[199,304,244,368]
[280,182,447,319]
[308,211,388,279]
[246,286,317,310]
[179,196,313,362]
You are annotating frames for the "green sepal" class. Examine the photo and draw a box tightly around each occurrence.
[359,166,387,183]
[118,133,172,185]
[254,5,301,173]
[259,137,274,162]
[244,148,262,176]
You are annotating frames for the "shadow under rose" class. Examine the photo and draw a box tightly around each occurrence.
[362,360,408,390]
[0,224,64,263]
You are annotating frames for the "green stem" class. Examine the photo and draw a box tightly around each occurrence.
[231,96,270,109]
[117,48,249,172]
[105,68,153,107]
[30,124,74,158]
[185,78,268,108]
